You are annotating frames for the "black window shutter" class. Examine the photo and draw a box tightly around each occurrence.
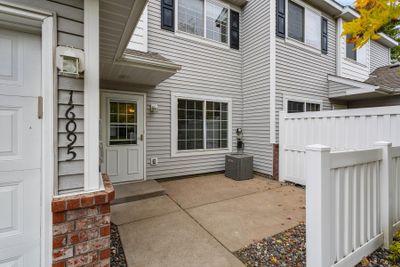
[321,17,328,54]
[230,10,239,50]
[276,0,286,38]
[161,0,174,31]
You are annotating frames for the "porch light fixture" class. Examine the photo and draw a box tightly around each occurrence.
[150,104,159,113]
[56,46,85,77]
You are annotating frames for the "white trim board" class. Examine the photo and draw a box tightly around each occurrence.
[170,92,233,157]
[269,0,276,144]
[84,0,101,191]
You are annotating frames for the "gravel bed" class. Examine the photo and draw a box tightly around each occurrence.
[235,223,400,267]
[111,222,128,267]
[235,223,306,266]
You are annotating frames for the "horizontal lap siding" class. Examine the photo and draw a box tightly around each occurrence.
[138,0,243,179]
[8,0,85,194]
[275,13,336,142]
[370,41,390,72]
[242,0,272,175]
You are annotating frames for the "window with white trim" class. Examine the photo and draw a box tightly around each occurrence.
[287,100,321,113]
[172,94,232,155]
[177,0,229,44]
[288,0,322,50]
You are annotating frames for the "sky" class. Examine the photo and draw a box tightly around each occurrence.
[336,0,354,6]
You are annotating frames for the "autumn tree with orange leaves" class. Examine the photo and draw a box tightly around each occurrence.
[343,0,400,61]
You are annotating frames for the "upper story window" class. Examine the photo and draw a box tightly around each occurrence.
[178,0,229,44]
[287,1,321,50]
[346,34,357,61]
[161,0,239,49]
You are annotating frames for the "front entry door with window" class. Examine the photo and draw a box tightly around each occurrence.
[0,28,41,265]
[101,92,145,183]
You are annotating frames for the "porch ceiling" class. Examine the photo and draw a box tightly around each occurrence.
[100,0,180,87]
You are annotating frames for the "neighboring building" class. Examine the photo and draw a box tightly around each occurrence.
[0,0,397,266]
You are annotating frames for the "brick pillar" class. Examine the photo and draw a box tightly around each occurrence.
[273,144,279,180]
[52,174,115,267]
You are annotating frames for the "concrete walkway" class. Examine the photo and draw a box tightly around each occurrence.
[111,174,305,267]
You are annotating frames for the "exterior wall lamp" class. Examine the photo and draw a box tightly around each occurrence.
[56,46,85,77]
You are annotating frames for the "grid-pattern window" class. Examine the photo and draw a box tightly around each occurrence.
[176,98,229,152]
[178,0,204,36]
[109,102,137,145]
[178,99,204,150]
[206,2,228,43]
[287,100,321,113]
[206,101,228,149]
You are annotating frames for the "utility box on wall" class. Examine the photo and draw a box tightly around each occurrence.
[225,154,254,181]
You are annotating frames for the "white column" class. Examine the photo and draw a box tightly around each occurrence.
[375,141,394,248]
[84,0,100,191]
[306,144,333,267]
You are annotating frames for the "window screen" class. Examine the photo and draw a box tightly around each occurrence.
[305,8,321,49]
[288,100,305,113]
[346,35,357,60]
[178,0,204,36]
[206,101,228,149]
[178,99,204,150]
[288,1,304,42]
[206,2,228,43]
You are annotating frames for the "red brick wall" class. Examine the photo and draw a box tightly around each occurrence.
[52,175,114,267]
[273,144,279,180]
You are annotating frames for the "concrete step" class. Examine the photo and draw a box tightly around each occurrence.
[112,180,166,205]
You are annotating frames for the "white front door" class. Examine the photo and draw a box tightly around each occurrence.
[101,92,145,183]
[0,29,41,265]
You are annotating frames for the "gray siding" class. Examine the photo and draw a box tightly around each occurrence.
[370,40,390,72]
[6,0,85,194]
[123,0,244,179]
[242,0,272,174]
[275,10,337,141]
[328,80,358,98]
[348,95,400,108]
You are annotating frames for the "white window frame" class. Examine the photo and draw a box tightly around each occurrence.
[283,95,323,114]
[174,0,238,49]
[285,0,323,53]
[171,92,232,157]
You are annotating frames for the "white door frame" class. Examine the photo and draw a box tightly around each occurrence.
[0,3,56,267]
[100,89,147,181]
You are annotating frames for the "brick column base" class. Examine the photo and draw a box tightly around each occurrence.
[272,144,279,180]
[52,174,115,267]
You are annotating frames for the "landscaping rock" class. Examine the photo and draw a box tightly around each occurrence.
[111,222,128,267]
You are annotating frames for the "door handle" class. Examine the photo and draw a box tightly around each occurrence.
[140,134,144,141]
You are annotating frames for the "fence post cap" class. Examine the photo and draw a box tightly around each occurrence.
[306,144,330,152]
[374,141,392,147]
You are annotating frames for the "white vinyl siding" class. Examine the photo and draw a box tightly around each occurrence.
[242,0,273,175]
[108,0,242,179]
[276,10,336,142]
[370,40,390,72]
[128,5,148,52]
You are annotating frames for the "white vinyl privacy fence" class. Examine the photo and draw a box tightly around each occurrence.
[306,142,400,267]
[279,106,400,185]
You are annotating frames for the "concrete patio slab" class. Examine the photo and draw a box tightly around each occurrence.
[111,195,180,225]
[118,211,245,267]
[187,186,305,252]
[160,173,282,209]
